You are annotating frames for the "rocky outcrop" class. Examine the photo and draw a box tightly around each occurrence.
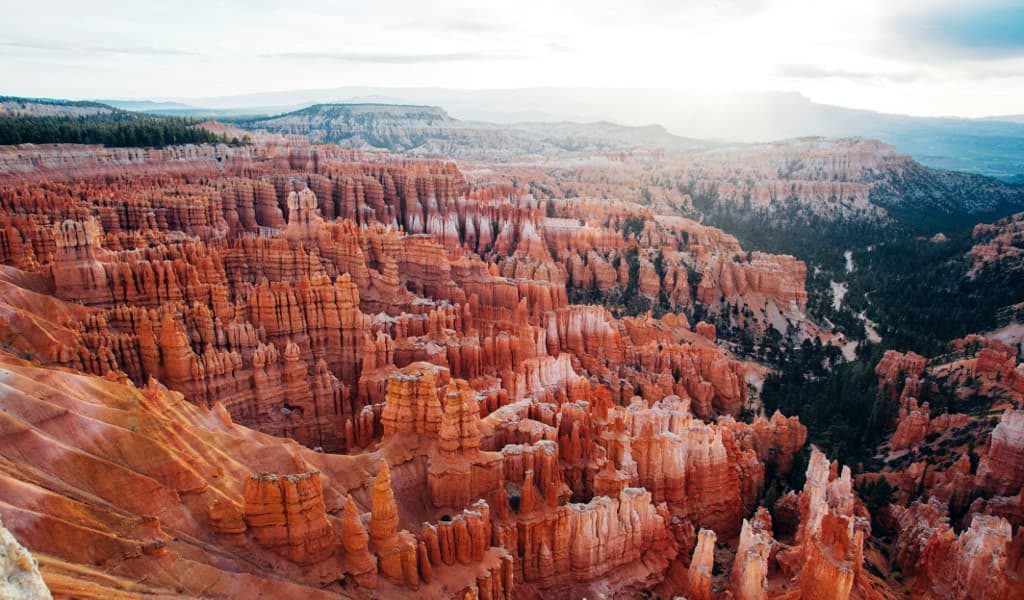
[771,449,875,600]
[428,379,502,510]
[509,487,678,595]
[893,500,1023,599]
[339,494,378,588]
[891,397,932,451]
[684,423,755,537]
[685,529,716,600]
[668,138,905,221]
[0,352,379,598]
[725,411,808,475]
[696,252,809,318]
[696,320,716,341]
[51,218,109,305]
[976,410,1024,496]
[370,462,400,546]
[243,471,335,565]
[798,512,862,600]
[875,350,927,398]
[373,516,419,586]
[950,515,1019,600]
[381,362,445,438]
[731,510,773,600]
[970,211,1024,275]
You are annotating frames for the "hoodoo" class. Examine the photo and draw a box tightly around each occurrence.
[2,71,1024,599]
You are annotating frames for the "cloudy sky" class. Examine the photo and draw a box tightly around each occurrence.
[2,0,1023,117]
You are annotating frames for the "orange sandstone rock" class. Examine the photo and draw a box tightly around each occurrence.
[242,471,335,566]
[685,529,716,600]
[370,462,399,544]
[340,495,377,588]
[731,510,773,600]
[976,409,1024,496]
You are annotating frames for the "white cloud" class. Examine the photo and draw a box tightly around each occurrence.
[0,0,1021,117]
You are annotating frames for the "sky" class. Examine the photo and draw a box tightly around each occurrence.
[1,0,1023,118]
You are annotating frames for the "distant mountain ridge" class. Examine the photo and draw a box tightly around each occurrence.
[661,136,1024,233]
[242,102,714,157]
[870,159,1024,228]
[0,96,117,117]
[123,86,1024,182]
[99,99,195,111]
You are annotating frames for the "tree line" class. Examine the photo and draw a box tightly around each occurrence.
[0,112,234,147]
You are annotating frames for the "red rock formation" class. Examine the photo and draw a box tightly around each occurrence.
[420,501,515,599]
[370,461,400,545]
[725,411,808,475]
[875,349,927,398]
[696,320,716,341]
[0,140,831,598]
[798,511,862,600]
[339,495,378,588]
[284,187,322,243]
[381,362,445,437]
[367,461,423,589]
[685,529,716,600]
[951,515,1019,600]
[696,252,809,320]
[440,383,484,458]
[0,352,385,598]
[893,500,1023,599]
[662,138,900,219]
[891,498,953,576]
[684,423,756,537]
[508,487,678,596]
[731,509,773,600]
[976,410,1024,496]
[242,471,335,565]
[970,211,1024,274]
[51,218,110,305]
[770,449,876,600]
[857,336,1024,596]
[891,397,931,451]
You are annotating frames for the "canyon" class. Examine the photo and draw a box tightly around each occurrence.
[0,112,1021,600]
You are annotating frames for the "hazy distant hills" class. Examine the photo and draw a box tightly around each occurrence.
[1,96,117,117]
[99,100,194,112]
[509,121,710,153]
[870,158,1024,229]
[113,87,1024,182]
[243,103,715,157]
